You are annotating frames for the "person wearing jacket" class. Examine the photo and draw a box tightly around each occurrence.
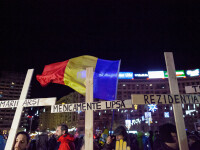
[36,131,48,150]
[48,134,59,150]
[55,124,75,150]
[153,123,179,150]
[103,126,130,150]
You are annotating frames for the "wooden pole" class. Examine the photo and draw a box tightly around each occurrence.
[5,69,34,150]
[85,67,94,150]
[164,52,189,150]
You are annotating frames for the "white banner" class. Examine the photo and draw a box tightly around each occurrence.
[132,94,200,104]
[0,98,56,108]
[51,100,132,113]
[185,85,200,93]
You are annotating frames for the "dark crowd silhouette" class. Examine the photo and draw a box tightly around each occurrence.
[1,123,200,150]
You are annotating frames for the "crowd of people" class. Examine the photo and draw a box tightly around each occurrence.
[0,123,200,150]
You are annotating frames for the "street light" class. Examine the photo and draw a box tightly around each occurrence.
[27,115,33,133]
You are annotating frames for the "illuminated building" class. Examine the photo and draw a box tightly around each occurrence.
[117,71,200,131]
[0,71,31,133]
[39,92,84,132]
[39,69,200,133]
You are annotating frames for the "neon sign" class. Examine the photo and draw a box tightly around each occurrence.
[164,70,186,78]
[118,72,133,79]
[186,69,199,77]
[148,71,164,79]
[134,74,148,77]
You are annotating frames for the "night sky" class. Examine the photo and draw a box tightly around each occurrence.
[1,0,200,99]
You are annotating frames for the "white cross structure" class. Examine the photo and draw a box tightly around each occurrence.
[4,52,195,150]
[50,67,132,150]
[51,52,191,150]
[4,69,56,150]
[132,52,190,150]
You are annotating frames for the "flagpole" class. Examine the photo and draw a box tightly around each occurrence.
[110,60,121,134]
[85,67,94,150]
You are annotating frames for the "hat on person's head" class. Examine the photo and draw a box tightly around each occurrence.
[114,126,127,136]
[159,123,177,143]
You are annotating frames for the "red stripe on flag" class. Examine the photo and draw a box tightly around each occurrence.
[36,60,69,86]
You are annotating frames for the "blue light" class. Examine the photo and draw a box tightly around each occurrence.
[148,104,158,112]
[164,112,170,118]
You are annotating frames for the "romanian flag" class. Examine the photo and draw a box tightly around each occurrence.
[36,55,120,100]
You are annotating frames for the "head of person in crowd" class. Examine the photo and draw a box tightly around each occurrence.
[14,131,30,150]
[114,126,127,141]
[159,123,178,149]
[55,124,68,139]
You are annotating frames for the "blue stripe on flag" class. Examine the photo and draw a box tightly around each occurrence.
[93,59,120,100]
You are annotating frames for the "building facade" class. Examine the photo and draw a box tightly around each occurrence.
[39,76,200,133]
[39,92,83,132]
[0,71,31,134]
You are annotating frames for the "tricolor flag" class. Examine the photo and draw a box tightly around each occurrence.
[36,55,120,100]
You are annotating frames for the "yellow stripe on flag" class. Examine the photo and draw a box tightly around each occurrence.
[63,55,98,95]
